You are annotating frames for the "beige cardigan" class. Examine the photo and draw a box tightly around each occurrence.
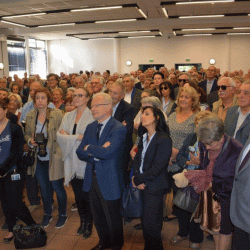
[24,108,64,181]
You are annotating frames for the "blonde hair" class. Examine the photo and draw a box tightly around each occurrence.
[176,86,200,113]
[194,110,217,125]
[8,93,22,108]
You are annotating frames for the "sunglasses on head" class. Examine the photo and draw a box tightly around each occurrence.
[160,86,168,91]
[178,79,188,83]
[216,85,233,91]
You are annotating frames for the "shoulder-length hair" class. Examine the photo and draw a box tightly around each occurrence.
[159,81,175,101]
[176,86,200,113]
[33,88,52,104]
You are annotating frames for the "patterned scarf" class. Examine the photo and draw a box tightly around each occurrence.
[184,138,224,193]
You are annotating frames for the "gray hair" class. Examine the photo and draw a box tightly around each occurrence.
[92,76,105,85]
[8,93,22,108]
[197,116,224,144]
[218,77,235,87]
[141,96,163,111]
[179,72,191,80]
[93,92,112,104]
[122,74,135,83]
[112,81,125,94]
[67,87,76,93]
[75,76,85,83]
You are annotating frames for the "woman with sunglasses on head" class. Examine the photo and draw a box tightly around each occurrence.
[132,106,172,250]
[57,87,94,239]
[159,81,176,117]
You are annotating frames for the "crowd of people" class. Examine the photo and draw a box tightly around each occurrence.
[0,65,250,250]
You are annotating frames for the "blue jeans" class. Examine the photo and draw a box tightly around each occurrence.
[35,159,67,216]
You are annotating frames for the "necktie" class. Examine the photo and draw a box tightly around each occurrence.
[97,123,103,142]
[238,149,250,173]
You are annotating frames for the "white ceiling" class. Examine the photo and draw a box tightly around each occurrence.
[0,0,249,40]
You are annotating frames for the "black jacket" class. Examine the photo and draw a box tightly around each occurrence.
[0,121,24,176]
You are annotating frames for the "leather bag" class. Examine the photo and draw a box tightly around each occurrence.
[13,224,47,249]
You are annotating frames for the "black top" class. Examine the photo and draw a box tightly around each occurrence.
[72,124,77,135]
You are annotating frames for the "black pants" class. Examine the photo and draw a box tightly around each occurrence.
[0,170,36,232]
[233,226,250,250]
[89,176,124,248]
[71,177,92,223]
[176,207,203,243]
[141,189,165,250]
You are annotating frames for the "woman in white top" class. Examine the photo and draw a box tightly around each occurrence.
[57,87,94,239]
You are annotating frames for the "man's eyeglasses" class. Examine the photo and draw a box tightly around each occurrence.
[216,85,234,91]
[73,94,86,98]
[91,103,110,109]
[178,79,188,83]
[160,86,168,91]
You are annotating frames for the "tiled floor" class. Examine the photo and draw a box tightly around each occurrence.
[0,186,215,250]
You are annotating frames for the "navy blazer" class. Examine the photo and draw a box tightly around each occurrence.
[225,106,250,146]
[133,131,172,192]
[198,79,218,95]
[76,117,127,201]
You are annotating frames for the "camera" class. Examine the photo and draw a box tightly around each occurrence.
[35,133,48,157]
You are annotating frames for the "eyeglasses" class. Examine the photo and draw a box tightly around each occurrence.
[216,85,234,91]
[72,94,86,98]
[91,103,110,109]
[160,86,168,91]
[178,79,188,83]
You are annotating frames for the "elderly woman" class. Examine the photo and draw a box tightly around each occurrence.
[66,87,76,99]
[52,88,65,111]
[166,86,200,222]
[185,116,242,250]
[57,87,94,238]
[232,76,245,91]
[132,106,172,250]
[7,93,22,122]
[0,98,36,243]
[159,81,176,116]
[24,88,67,229]
[171,111,216,249]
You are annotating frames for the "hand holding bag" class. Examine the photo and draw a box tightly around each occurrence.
[121,185,142,218]
[13,224,47,249]
[23,147,36,168]
[173,185,199,214]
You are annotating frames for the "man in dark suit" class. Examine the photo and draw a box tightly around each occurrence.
[109,82,135,184]
[224,82,250,146]
[198,66,218,95]
[123,75,142,116]
[230,137,250,250]
[135,73,146,90]
[76,93,127,250]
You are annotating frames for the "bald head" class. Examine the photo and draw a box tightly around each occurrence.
[30,81,42,98]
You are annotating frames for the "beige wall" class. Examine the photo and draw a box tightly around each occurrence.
[48,35,250,75]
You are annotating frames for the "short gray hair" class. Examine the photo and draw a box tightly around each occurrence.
[122,74,135,83]
[197,116,224,144]
[112,81,125,94]
[218,77,235,87]
[141,96,163,110]
[67,87,76,93]
[92,76,105,85]
[93,92,112,104]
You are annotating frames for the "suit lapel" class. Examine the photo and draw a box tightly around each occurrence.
[235,138,250,174]
[114,101,123,121]
[230,110,239,135]
[237,113,250,132]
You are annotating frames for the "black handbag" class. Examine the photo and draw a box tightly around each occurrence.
[121,185,142,218]
[23,148,36,168]
[173,186,199,214]
[13,224,47,249]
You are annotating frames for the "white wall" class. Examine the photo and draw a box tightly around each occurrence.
[47,35,250,75]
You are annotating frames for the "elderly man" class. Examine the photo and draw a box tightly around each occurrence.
[231,136,250,249]
[123,75,142,116]
[0,79,7,89]
[112,72,120,82]
[212,77,237,121]
[91,76,104,94]
[199,66,218,95]
[135,73,146,90]
[76,93,126,250]
[169,73,178,88]
[160,67,169,80]
[109,82,135,184]
[224,81,250,146]
[174,73,191,98]
[75,76,85,89]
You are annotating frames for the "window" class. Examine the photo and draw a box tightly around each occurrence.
[29,38,47,79]
[7,39,26,78]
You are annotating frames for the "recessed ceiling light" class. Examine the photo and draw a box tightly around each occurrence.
[162,7,169,18]
[183,34,212,36]
[176,0,234,5]
[3,13,46,19]
[1,20,26,27]
[119,31,151,34]
[128,36,156,38]
[38,23,75,28]
[95,19,137,24]
[233,27,250,30]
[179,15,224,18]
[182,28,216,31]
[71,6,122,12]
[137,8,147,19]
[227,33,250,35]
